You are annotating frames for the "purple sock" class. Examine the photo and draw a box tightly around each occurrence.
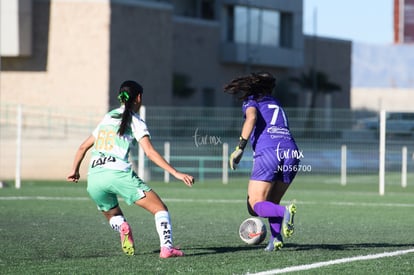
[269,217,283,236]
[253,201,285,218]
[253,201,285,238]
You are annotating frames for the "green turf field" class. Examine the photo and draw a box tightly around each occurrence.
[1,175,413,274]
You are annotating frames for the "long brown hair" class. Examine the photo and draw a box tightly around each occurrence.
[223,72,275,101]
[116,80,143,136]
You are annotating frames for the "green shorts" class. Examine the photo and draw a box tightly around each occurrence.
[87,169,152,211]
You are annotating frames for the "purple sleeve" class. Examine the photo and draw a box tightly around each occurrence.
[242,99,258,115]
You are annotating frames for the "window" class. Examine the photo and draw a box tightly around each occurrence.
[234,6,279,46]
[226,5,293,48]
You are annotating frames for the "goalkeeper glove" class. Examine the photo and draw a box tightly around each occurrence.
[229,137,248,170]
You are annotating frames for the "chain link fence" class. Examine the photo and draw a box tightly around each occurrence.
[1,104,413,187]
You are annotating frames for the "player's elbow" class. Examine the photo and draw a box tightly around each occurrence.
[78,145,89,154]
[78,142,93,153]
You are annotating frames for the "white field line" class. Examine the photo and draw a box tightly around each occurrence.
[247,248,414,275]
[1,196,414,208]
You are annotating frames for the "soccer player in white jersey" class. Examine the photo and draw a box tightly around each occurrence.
[67,80,194,258]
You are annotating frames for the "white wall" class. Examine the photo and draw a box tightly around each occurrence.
[351,88,414,112]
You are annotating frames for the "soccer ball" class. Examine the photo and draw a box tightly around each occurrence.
[239,217,267,245]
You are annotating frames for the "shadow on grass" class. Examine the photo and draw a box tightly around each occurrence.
[181,243,414,256]
[54,243,414,259]
[181,245,267,256]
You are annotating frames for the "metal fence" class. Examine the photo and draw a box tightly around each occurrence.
[1,103,413,188]
[125,106,414,187]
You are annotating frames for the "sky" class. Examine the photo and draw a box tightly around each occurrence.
[303,0,394,45]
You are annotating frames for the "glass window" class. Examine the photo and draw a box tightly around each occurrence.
[261,10,280,46]
[229,5,284,47]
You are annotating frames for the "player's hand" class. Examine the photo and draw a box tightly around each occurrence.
[66,171,80,183]
[174,171,195,187]
[230,147,244,170]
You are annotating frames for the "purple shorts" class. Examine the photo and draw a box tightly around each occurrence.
[250,147,300,183]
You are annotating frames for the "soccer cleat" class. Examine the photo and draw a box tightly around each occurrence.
[282,203,296,238]
[264,235,284,252]
[159,246,184,258]
[120,222,135,256]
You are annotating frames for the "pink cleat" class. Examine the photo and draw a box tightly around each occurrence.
[120,222,135,256]
[159,246,184,258]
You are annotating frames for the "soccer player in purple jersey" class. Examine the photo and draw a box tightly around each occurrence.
[224,72,300,251]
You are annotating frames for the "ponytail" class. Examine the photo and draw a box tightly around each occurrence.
[116,80,143,136]
[118,97,133,136]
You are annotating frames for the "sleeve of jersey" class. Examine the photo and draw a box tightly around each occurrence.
[242,99,258,114]
[131,115,151,141]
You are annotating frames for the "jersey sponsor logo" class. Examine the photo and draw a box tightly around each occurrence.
[91,155,116,168]
[267,126,290,135]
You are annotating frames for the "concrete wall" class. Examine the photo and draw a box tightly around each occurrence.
[1,0,110,112]
[170,17,293,107]
[0,0,352,181]
[172,18,227,107]
[1,0,111,180]
[1,0,310,111]
[302,36,352,109]
[0,0,187,180]
[352,88,414,112]
[108,1,174,108]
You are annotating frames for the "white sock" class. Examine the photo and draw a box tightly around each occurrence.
[154,211,173,248]
[109,215,126,232]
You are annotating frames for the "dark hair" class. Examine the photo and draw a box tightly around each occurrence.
[117,80,143,136]
[223,71,276,100]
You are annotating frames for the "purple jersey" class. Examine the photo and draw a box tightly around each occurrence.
[243,95,300,183]
[242,95,297,152]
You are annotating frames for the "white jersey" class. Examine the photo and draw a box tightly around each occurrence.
[89,106,150,172]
